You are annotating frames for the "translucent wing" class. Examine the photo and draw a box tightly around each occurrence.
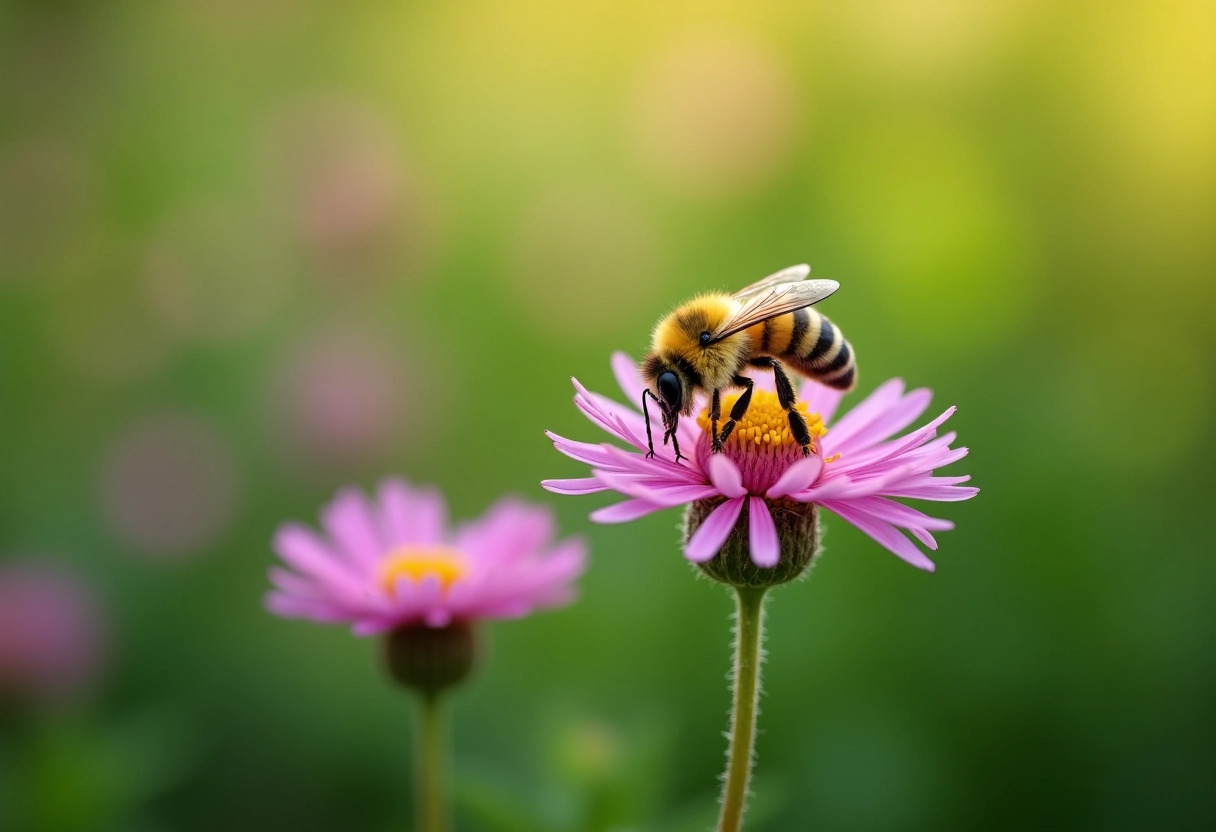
[709,278,839,342]
[731,264,811,302]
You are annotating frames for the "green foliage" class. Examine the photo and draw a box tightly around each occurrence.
[2,2,1215,830]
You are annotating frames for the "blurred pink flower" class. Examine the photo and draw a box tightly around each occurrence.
[266,480,587,635]
[258,95,441,286]
[543,353,977,571]
[266,329,423,471]
[101,412,242,559]
[0,563,108,701]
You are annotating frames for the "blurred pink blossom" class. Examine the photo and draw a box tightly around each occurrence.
[0,562,108,702]
[259,96,441,285]
[266,329,429,471]
[266,479,586,634]
[100,412,242,559]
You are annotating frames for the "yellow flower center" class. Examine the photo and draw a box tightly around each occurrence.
[696,389,827,450]
[378,547,465,595]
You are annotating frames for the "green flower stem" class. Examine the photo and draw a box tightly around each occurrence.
[415,693,449,832]
[718,586,768,832]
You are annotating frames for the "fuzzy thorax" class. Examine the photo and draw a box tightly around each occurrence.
[696,389,827,494]
[648,293,751,400]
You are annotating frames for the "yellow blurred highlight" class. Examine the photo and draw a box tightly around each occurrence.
[629,32,799,195]
[379,547,466,595]
[822,116,1035,353]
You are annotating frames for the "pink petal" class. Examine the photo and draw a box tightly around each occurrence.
[547,432,625,468]
[766,455,824,499]
[455,498,555,565]
[272,524,364,594]
[320,488,385,570]
[846,496,956,531]
[573,380,649,450]
[612,351,647,406]
[592,471,720,507]
[351,619,395,636]
[823,379,906,447]
[799,380,845,424]
[831,389,933,455]
[791,473,862,503]
[747,497,779,568]
[377,478,416,548]
[823,500,937,572]
[590,499,666,524]
[407,486,448,545]
[872,407,957,463]
[885,484,980,502]
[707,455,747,499]
[425,608,452,628]
[685,497,745,562]
[540,477,610,495]
[599,444,707,483]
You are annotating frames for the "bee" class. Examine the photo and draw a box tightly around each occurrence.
[641,264,856,462]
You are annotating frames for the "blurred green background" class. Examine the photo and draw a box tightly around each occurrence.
[2,1,1214,830]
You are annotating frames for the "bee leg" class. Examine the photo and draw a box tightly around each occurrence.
[709,389,722,453]
[769,359,815,456]
[669,429,686,463]
[665,411,687,462]
[641,389,659,459]
[714,374,755,451]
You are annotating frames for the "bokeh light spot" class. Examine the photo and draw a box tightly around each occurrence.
[142,198,292,344]
[508,187,661,337]
[266,328,425,472]
[0,562,109,702]
[259,96,438,286]
[101,412,242,559]
[629,33,800,196]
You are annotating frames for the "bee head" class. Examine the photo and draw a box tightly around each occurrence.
[641,353,694,429]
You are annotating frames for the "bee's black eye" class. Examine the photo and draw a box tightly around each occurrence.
[657,371,681,408]
[699,331,712,346]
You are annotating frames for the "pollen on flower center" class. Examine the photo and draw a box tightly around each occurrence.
[379,547,465,595]
[696,389,829,494]
[696,389,826,451]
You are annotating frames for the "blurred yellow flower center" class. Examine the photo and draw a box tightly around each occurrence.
[379,547,465,594]
[696,389,827,450]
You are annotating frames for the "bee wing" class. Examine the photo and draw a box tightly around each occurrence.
[730,264,812,302]
[709,279,839,342]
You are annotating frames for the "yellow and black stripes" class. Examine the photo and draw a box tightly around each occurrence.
[758,308,856,391]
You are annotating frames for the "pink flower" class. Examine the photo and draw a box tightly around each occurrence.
[0,563,108,701]
[543,353,977,572]
[265,480,587,635]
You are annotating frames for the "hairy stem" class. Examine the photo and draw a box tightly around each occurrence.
[415,693,449,832]
[718,585,768,832]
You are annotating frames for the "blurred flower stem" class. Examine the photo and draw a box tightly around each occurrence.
[415,692,449,832]
[718,586,767,832]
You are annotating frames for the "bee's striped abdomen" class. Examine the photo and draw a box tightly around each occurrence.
[771,308,857,391]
